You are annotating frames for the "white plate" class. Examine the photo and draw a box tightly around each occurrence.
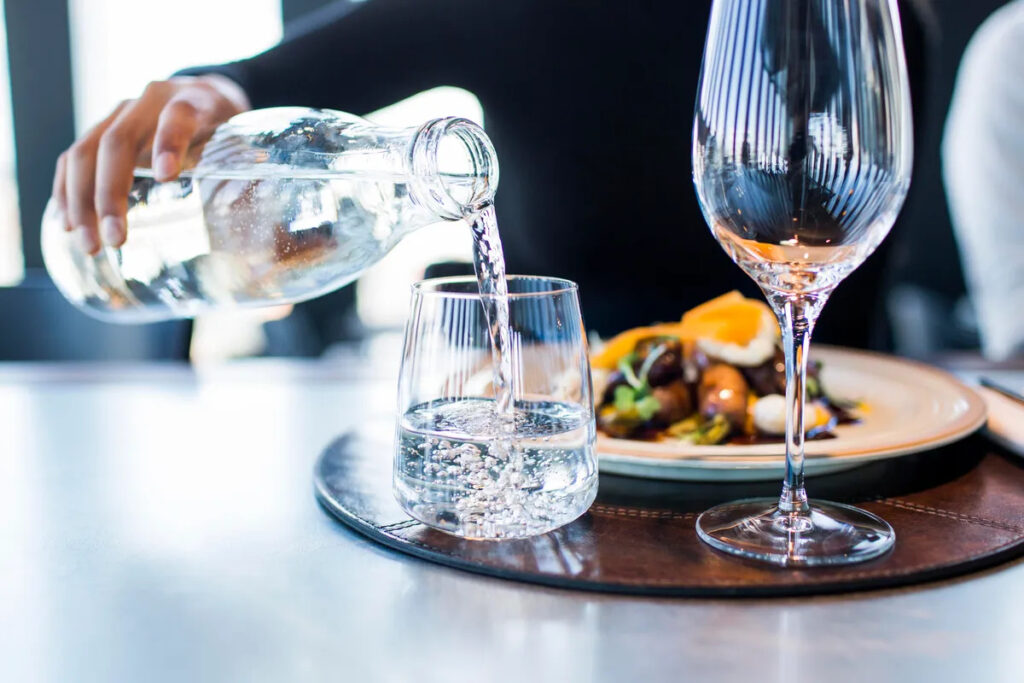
[597,347,987,482]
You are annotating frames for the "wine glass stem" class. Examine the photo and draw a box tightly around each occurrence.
[769,293,827,515]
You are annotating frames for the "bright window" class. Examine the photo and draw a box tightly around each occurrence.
[68,0,283,132]
[358,87,484,329]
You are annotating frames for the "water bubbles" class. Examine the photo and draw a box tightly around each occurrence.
[396,398,597,538]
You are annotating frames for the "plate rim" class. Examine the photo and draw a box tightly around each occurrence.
[596,345,988,471]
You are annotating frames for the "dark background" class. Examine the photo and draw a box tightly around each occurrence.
[0,0,1013,360]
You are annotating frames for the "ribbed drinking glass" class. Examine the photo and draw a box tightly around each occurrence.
[394,275,598,539]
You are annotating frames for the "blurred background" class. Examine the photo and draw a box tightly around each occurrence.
[0,0,1016,362]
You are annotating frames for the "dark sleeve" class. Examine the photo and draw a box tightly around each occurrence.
[898,0,930,136]
[178,0,497,115]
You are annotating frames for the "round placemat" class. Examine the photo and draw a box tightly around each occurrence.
[314,431,1024,596]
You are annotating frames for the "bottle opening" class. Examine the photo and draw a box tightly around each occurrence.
[409,118,499,220]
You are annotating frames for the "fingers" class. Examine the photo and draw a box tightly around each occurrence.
[152,98,200,182]
[152,78,250,179]
[94,98,162,248]
[52,153,69,231]
[64,134,102,254]
[51,76,249,253]
[59,101,129,253]
[55,85,166,252]
[93,127,134,248]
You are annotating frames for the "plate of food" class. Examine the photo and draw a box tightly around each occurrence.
[592,292,987,481]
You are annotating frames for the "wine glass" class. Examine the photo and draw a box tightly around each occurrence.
[692,0,912,565]
[394,275,598,539]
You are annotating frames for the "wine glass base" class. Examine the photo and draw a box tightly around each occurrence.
[696,498,895,567]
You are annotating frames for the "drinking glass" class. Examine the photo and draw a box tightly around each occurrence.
[394,275,598,539]
[692,0,913,565]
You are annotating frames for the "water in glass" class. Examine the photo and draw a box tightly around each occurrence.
[394,275,598,539]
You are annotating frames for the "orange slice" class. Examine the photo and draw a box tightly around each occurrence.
[589,292,778,370]
[678,290,776,346]
[590,322,685,370]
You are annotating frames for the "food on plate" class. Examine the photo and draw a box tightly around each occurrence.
[592,292,858,444]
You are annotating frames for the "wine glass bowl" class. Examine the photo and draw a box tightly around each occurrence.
[692,0,912,566]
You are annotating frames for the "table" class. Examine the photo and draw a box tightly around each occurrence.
[2,348,1022,683]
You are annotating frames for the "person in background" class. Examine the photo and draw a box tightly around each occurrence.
[50,0,929,348]
[943,0,1024,360]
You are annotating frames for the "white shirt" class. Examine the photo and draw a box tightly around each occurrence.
[943,0,1024,360]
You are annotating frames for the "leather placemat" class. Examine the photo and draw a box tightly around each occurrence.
[314,431,1024,596]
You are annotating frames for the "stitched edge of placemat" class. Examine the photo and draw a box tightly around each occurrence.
[313,443,1024,597]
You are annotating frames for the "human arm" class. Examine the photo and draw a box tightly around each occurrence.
[51,0,494,253]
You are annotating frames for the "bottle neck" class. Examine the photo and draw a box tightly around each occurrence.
[407,118,499,220]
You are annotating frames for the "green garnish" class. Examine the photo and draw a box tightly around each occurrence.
[697,414,731,445]
[666,415,702,437]
[637,344,669,385]
[617,353,644,390]
[634,395,661,421]
[666,414,731,445]
[608,340,675,425]
[806,375,821,399]
[613,384,661,421]
[614,384,637,412]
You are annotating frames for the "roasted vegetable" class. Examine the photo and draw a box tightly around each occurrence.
[600,370,629,405]
[595,341,680,438]
[651,382,692,424]
[698,363,749,429]
[741,347,786,396]
[634,337,684,387]
[592,293,856,444]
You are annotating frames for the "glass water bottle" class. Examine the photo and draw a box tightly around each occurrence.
[42,108,498,322]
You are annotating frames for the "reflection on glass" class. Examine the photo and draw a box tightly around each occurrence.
[394,276,598,539]
[692,0,913,566]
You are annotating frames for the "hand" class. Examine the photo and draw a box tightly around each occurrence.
[51,74,250,254]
